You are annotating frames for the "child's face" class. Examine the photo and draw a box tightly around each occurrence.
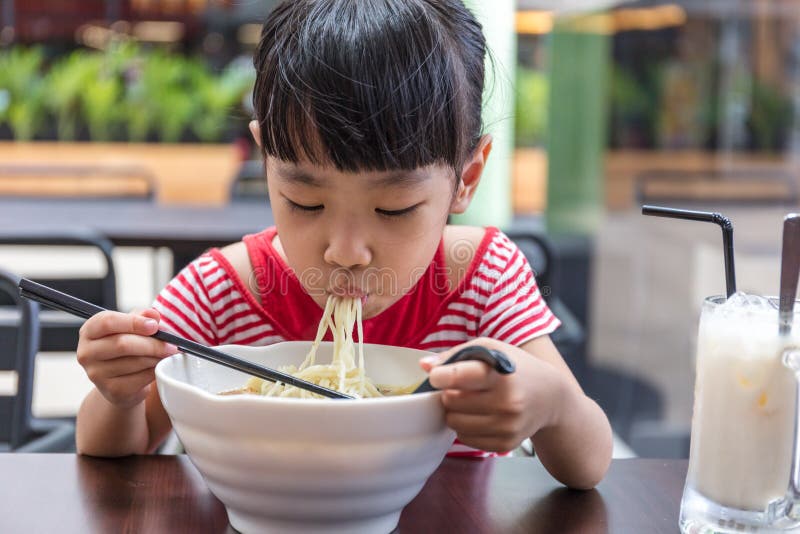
[266,156,457,319]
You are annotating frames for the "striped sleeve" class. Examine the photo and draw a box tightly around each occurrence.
[477,232,560,346]
[153,254,221,345]
[153,252,284,347]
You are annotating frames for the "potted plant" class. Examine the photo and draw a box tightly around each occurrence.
[0,43,256,204]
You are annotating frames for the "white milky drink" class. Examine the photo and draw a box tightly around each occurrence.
[686,294,798,512]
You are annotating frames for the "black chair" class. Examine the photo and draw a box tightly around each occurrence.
[0,268,75,452]
[505,229,587,382]
[229,159,269,202]
[0,230,117,351]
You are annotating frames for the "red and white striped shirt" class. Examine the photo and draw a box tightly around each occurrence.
[154,226,560,457]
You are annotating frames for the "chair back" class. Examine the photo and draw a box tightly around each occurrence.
[0,231,117,351]
[0,268,39,448]
[229,160,269,202]
[505,229,586,381]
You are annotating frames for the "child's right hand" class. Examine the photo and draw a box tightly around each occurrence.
[77,308,178,409]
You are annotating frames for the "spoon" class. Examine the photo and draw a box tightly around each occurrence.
[412,345,515,394]
[779,214,800,336]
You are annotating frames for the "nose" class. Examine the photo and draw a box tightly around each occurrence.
[323,228,372,269]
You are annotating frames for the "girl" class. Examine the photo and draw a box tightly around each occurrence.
[75,0,612,489]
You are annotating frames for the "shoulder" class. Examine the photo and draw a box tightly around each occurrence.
[218,241,251,278]
[443,224,485,263]
[444,226,533,290]
[218,241,260,304]
[443,225,496,288]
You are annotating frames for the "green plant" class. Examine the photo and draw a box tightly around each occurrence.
[0,44,256,143]
[192,61,255,142]
[130,52,201,142]
[45,50,95,140]
[749,80,793,151]
[0,47,46,140]
[79,55,122,141]
[8,83,45,141]
[514,67,549,147]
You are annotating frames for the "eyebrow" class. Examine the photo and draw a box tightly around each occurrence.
[276,165,430,189]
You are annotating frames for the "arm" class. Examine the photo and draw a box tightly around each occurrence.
[422,335,612,489]
[76,383,172,456]
[75,309,175,457]
[522,336,612,489]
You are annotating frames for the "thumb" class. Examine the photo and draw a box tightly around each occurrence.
[419,352,447,372]
[129,308,162,336]
[134,307,161,321]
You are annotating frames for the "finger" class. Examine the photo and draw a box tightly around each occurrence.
[440,389,498,415]
[444,412,497,436]
[88,333,178,361]
[454,435,517,454]
[428,361,498,391]
[141,308,161,322]
[419,339,502,372]
[419,353,446,372]
[131,307,161,320]
[104,368,156,405]
[88,356,163,381]
[80,310,160,340]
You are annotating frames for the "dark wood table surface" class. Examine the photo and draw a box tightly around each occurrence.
[0,198,274,272]
[0,454,686,533]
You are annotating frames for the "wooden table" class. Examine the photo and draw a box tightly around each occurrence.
[0,454,686,533]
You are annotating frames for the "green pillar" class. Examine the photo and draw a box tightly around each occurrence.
[452,0,516,228]
[545,19,610,236]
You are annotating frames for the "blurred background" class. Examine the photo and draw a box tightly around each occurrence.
[0,0,795,457]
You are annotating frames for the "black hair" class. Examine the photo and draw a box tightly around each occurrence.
[252,0,486,178]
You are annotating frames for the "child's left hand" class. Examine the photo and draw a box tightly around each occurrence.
[419,337,572,453]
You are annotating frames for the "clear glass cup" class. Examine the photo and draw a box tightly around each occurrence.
[680,295,800,533]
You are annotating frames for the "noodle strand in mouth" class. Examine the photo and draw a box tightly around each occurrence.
[244,296,386,398]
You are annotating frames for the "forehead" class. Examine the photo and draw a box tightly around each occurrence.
[270,159,452,190]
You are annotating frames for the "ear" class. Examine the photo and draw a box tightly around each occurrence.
[249,120,262,148]
[450,135,493,214]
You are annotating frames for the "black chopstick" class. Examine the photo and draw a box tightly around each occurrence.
[18,278,354,400]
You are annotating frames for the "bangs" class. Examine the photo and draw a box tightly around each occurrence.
[253,0,484,173]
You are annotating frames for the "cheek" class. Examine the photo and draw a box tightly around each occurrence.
[377,203,450,246]
[375,232,440,289]
[272,215,322,272]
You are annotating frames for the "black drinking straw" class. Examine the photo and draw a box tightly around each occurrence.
[642,205,737,298]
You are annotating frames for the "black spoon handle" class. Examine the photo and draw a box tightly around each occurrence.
[413,345,515,394]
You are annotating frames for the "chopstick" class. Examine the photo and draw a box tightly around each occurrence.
[18,278,354,400]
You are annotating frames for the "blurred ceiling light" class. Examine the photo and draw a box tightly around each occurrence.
[516,4,686,35]
[564,13,615,34]
[516,11,554,35]
[237,23,262,46]
[76,23,114,50]
[161,0,186,16]
[614,5,687,32]
[132,21,185,43]
[520,0,627,15]
[188,0,208,14]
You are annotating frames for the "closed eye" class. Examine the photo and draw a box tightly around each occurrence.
[285,198,323,212]
[375,203,421,218]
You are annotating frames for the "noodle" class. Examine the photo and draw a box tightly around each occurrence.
[242,296,395,399]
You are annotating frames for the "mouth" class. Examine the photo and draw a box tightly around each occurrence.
[328,287,369,304]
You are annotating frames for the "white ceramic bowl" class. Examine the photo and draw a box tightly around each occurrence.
[155,341,455,534]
